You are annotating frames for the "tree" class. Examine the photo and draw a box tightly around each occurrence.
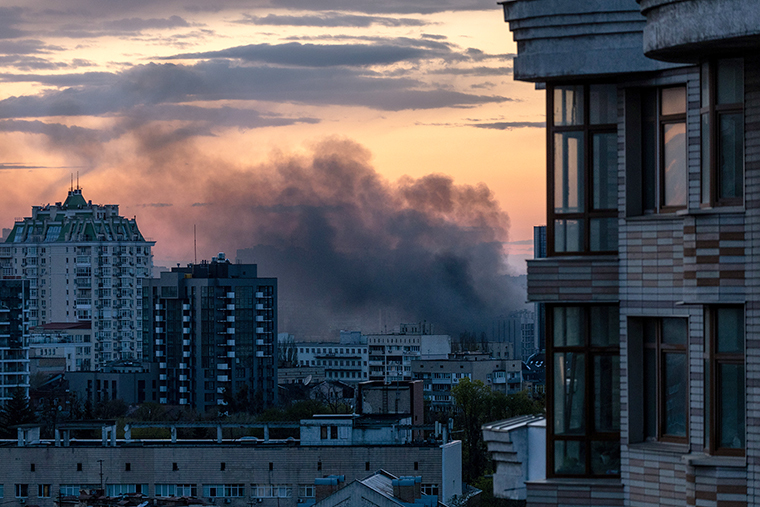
[451,378,542,482]
[0,388,36,437]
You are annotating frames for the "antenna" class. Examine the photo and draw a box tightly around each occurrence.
[76,171,79,190]
[194,224,197,264]
[70,174,73,192]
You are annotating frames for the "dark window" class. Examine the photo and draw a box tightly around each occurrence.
[548,305,620,477]
[330,426,338,439]
[125,463,131,471]
[548,84,618,255]
[269,462,273,471]
[173,462,179,471]
[77,463,83,472]
[630,317,688,443]
[701,58,744,206]
[30,464,35,472]
[707,306,745,455]
[317,461,322,471]
[221,462,226,471]
[365,461,370,471]
[414,462,419,471]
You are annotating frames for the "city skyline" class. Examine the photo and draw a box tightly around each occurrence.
[0,0,545,275]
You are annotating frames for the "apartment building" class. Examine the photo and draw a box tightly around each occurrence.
[0,279,29,402]
[366,324,450,382]
[498,0,759,505]
[0,187,154,368]
[28,322,94,373]
[143,255,277,411]
[412,353,523,409]
[295,331,369,382]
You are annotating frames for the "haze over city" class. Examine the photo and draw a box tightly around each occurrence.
[0,0,545,335]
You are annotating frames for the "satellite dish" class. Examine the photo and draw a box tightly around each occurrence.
[304,375,313,386]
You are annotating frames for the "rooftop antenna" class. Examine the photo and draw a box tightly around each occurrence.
[194,224,197,264]
[76,171,80,190]
[70,173,73,192]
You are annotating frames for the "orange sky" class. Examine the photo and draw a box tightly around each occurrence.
[0,2,545,275]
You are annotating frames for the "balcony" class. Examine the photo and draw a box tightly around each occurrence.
[502,0,677,81]
[638,0,760,62]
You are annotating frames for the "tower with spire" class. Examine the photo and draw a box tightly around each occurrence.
[0,185,154,369]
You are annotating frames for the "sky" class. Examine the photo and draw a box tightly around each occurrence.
[0,0,546,336]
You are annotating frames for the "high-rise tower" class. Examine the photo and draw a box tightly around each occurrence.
[1,187,154,369]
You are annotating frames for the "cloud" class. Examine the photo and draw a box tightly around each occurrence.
[164,41,451,67]
[0,7,27,39]
[100,15,193,32]
[430,66,513,76]
[236,12,427,28]
[472,121,546,130]
[0,61,511,119]
[269,0,498,14]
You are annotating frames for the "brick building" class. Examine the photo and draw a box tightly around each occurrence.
[499,0,760,505]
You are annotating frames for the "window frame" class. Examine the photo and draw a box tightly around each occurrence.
[700,58,744,207]
[546,305,620,478]
[706,306,745,456]
[547,83,619,256]
[635,317,689,444]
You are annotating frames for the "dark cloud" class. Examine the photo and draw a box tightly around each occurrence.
[270,0,497,14]
[471,121,546,130]
[115,135,519,337]
[100,15,192,32]
[164,41,451,67]
[0,61,510,119]
[0,162,58,170]
[0,39,62,55]
[136,203,173,208]
[430,66,513,76]
[235,12,427,28]
[0,7,26,39]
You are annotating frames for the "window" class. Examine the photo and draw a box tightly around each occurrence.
[38,485,51,498]
[106,485,147,496]
[701,58,744,206]
[298,485,315,498]
[77,463,83,471]
[15,485,28,498]
[172,462,179,471]
[125,463,131,471]
[155,484,197,497]
[548,306,620,477]
[421,484,439,496]
[203,485,243,498]
[549,84,618,254]
[706,306,745,455]
[30,463,35,472]
[251,485,291,499]
[629,317,688,443]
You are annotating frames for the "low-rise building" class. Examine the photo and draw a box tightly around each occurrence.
[1,415,461,507]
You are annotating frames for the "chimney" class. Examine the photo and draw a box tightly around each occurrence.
[314,475,344,502]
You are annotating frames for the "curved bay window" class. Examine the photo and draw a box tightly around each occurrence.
[549,84,618,255]
[548,305,620,477]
